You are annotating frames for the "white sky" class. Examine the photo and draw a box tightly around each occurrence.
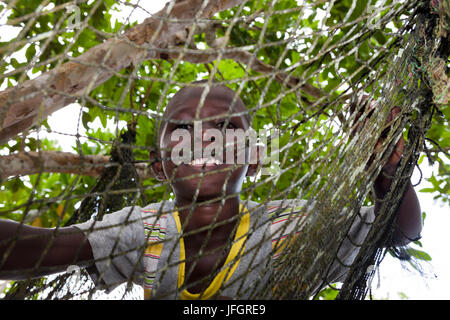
[371,164,450,300]
[0,0,448,300]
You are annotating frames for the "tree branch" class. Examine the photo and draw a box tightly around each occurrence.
[0,151,153,181]
[168,47,323,99]
[0,0,248,145]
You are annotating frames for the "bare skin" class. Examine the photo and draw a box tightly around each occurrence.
[0,85,421,295]
[372,110,422,245]
[0,220,93,280]
[152,85,256,293]
[351,100,422,245]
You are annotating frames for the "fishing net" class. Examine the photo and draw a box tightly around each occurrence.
[0,0,448,300]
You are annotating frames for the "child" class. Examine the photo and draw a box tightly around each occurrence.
[0,83,422,299]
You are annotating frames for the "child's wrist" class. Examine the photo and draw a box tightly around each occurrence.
[381,162,398,176]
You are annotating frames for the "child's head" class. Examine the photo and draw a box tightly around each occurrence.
[151,83,258,202]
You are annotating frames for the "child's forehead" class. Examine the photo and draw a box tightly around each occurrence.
[164,86,247,116]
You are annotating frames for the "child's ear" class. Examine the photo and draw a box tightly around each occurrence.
[150,149,166,181]
[246,163,258,177]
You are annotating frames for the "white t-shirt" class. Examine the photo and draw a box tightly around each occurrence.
[75,199,375,299]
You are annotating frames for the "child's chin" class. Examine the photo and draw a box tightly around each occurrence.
[178,181,226,197]
[173,177,242,201]
[168,163,247,200]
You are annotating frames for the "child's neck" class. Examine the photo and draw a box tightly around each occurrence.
[175,196,240,242]
[174,196,242,294]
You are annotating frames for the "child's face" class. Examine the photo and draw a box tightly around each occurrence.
[154,86,255,202]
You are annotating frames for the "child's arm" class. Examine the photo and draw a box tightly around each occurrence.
[372,107,422,247]
[375,169,422,247]
[0,219,93,280]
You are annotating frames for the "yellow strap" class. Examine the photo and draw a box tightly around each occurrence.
[173,204,250,300]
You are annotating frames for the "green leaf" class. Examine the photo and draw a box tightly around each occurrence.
[419,187,436,193]
[25,44,36,61]
[408,248,432,261]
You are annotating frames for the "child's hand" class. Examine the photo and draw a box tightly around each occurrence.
[349,96,404,172]
[360,102,423,247]
[376,106,403,171]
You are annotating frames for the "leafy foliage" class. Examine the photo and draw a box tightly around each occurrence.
[0,0,448,299]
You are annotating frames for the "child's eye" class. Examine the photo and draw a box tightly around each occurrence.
[217,121,237,130]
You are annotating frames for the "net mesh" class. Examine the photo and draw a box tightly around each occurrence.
[0,0,448,300]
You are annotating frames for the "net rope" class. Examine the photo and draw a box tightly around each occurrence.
[0,0,448,300]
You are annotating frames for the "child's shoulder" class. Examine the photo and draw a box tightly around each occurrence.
[139,201,175,241]
[140,201,175,213]
[250,199,310,247]
[246,199,311,223]
[256,199,310,217]
[139,201,175,222]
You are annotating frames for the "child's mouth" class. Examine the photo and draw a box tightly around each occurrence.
[189,157,223,167]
